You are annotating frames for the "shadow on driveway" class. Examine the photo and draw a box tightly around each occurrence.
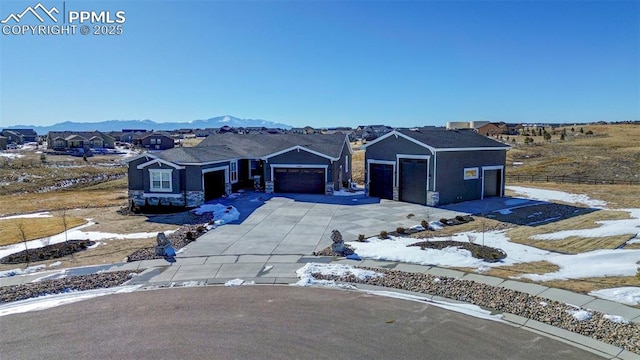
[440,197,599,226]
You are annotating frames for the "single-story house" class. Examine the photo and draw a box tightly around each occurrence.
[1,130,25,145]
[135,132,175,150]
[126,133,352,208]
[0,136,7,150]
[1,128,38,143]
[363,128,510,206]
[47,131,115,151]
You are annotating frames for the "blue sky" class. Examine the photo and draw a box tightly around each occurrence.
[1,0,638,128]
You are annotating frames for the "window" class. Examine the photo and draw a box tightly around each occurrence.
[150,169,172,191]
[463,167,479,180]
[345,156,349,173]
[230,161,238,183]
[249,160,260,178]
[150,138,157,145]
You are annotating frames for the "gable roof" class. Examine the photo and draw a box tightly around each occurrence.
[364,128,510,152]
[197,133,349,160]
[128,133,351,166]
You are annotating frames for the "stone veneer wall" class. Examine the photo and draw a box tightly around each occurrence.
[325,182,334,195]
[392,186,399,201]
[265,181,274,194]
[129,190,206,208]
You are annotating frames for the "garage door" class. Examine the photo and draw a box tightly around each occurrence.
[399,159,427,205]
[204,170,226,201]
[483,169,501,198]
[369,163,393,200]
[274,168,325,194]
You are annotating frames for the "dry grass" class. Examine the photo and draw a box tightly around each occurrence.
[506,210,633,253]
[352,148,365,185]
[180,138,204,147]
[0,189,128,217]
[0,206,182,271]
[505,182,640,209]
[0,217,87,246]
[506,124,640,181]
[456,261,560,280]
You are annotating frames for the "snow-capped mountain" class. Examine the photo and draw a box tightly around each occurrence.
[5,116,292,134]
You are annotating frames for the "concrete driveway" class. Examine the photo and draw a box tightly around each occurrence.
[178,192,464,257]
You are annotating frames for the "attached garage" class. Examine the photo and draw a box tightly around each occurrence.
[274,167,325,194]
[203,169,226,201]
[399,158,427,205]
[368,163,394,200]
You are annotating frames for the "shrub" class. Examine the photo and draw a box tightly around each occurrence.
[186,231,194,240]
[38,252,45,260]
[379,230,389,239]
[637,267,640,280]
[396,227,405,234]
[421,220,429,229]
[357,234,366,242]
[439,218,449,226]
[406,213,415,219]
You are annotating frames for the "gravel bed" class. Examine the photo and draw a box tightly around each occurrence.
[311,267,640,355]
[0,270,141,304]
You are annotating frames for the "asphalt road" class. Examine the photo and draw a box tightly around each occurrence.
[0,286,602,360]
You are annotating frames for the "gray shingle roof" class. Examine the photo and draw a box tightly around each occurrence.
[397,128,509,149]
[198,133,347,159]
[156,133,347,164]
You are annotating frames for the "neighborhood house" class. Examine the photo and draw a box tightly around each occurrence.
[126,133,353,208]
[363,128,510,206]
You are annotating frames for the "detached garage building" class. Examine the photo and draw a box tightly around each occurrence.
[363,128,510,206]
[126,133,352,208]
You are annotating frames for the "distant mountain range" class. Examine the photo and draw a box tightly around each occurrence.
[4,115,293,134]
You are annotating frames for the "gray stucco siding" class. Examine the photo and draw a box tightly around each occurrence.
[434,150,506,204]
[365,135,432,162]
[127,157,148,191]
[141,162,182,194]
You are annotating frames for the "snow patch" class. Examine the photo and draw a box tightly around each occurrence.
[0,285,142,317]
[566,309,592,321]
[294,263,383,287]
[224,278,255,287]
[506,186,607,208]
[603,314,629,324]
[192,203,240,225]
[588,287,640,306]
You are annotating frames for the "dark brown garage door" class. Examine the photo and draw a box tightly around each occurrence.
[483,169,502,198]
[369,163,394,200]
[274,168,325,194]
[204,170,226,201]
[400,159,427,205]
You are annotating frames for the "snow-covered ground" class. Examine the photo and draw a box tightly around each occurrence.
[346,186,640,305]
[589,287,640,306]
[0,285,142,317]
[506,186,608,208]
[0,211,53,220]
[0,152,24,159]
